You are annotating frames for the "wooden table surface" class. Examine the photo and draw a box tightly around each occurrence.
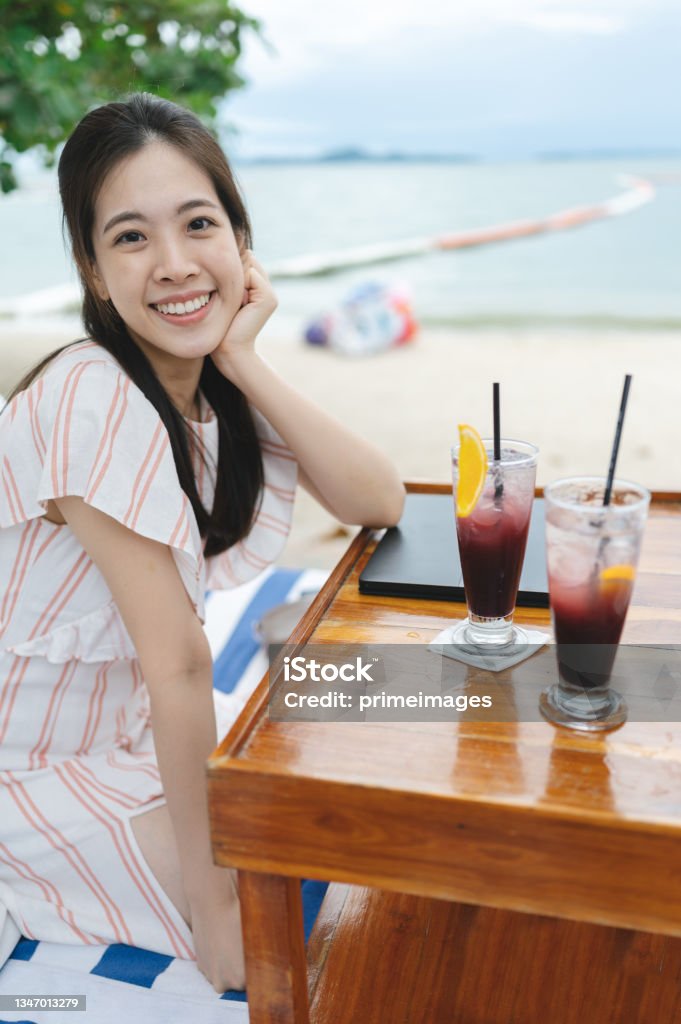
[208,484,681,1024]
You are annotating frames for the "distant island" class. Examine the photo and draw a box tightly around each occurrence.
[232,146,681,166]
[238,147,480,165]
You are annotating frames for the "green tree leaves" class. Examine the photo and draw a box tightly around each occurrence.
[0,0,262,191]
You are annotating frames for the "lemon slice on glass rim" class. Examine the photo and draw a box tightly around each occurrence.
[456,424,488,517]
[599,564,636,583]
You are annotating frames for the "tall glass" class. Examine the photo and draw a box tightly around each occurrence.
[451,439,538,652]
[540,477,650,731]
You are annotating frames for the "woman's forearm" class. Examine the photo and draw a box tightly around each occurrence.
[147,666,224,902]
[215,350,405,526]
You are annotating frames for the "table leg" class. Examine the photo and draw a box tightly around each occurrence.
[238,870,310,1024]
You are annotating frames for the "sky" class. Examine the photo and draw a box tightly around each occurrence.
[220,0,681,159]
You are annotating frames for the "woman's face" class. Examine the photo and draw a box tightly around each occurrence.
[90,140,245,365]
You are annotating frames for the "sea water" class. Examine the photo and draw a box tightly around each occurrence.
[2,158,680,329]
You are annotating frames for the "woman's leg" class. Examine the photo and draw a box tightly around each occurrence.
[130,803,192,926]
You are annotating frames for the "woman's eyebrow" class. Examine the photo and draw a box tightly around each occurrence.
[102,198,220,236]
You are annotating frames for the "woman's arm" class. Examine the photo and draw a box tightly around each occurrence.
[211,251,406,528]
[221,350,404,526]
[54,496,244,991]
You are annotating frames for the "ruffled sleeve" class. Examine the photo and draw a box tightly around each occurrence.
[205,407,298,589]
[0,355,206,647]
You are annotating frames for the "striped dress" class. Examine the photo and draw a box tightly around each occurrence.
[0,340,297,965]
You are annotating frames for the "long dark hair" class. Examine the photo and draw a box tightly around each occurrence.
[1,93,263,558]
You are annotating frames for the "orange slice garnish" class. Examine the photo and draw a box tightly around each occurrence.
[456,424,488,517]
[599,564,636,583]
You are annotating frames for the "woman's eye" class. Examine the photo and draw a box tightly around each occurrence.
[188,217,215,231]
[115,230,144,245]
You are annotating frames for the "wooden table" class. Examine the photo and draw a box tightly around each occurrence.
[208,484,681,1024]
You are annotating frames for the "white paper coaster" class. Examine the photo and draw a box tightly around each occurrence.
[429,622,551,672]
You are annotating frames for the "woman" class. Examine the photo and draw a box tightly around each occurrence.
[0,93,404,992]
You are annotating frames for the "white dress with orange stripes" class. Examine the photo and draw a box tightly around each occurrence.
[0,339,297,965]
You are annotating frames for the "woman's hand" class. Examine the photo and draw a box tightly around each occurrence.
[189,869,246,993]
[210,250,277,373]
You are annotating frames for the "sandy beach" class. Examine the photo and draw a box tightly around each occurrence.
[2,321,679,570]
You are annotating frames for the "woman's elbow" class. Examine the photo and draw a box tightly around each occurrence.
[386,481,407,526]
[365,479,406,529]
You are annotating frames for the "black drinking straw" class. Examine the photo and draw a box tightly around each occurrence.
[493,382,501,462]
[493,382,503,501]
[603,374,632,506]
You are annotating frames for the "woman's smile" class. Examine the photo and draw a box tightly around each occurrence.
[149,289,217,326]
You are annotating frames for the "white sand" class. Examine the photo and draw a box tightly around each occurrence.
[2,323,679,569]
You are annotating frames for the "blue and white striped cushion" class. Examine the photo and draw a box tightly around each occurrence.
[0,567,329,1023]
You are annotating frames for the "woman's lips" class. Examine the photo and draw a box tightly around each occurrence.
[150,290,216,325]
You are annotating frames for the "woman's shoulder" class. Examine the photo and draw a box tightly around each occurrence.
[7,338,127,411]
[16,338,154,430]
[0,337,167,489]
[37,338,128,389]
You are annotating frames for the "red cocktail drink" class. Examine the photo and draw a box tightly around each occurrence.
[451,439,538,651]
[550,575,634,690]
[541,477,649,731]
[456,491,532,619]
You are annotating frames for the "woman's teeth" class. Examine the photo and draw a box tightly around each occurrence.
[153,292,212,315]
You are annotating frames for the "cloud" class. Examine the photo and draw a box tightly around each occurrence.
[238,0,655,85]
[512,10,625,34]
[230,114,319,137]
[242,0,671,39]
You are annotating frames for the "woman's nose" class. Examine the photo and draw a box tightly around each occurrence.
[153,235,200,281]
